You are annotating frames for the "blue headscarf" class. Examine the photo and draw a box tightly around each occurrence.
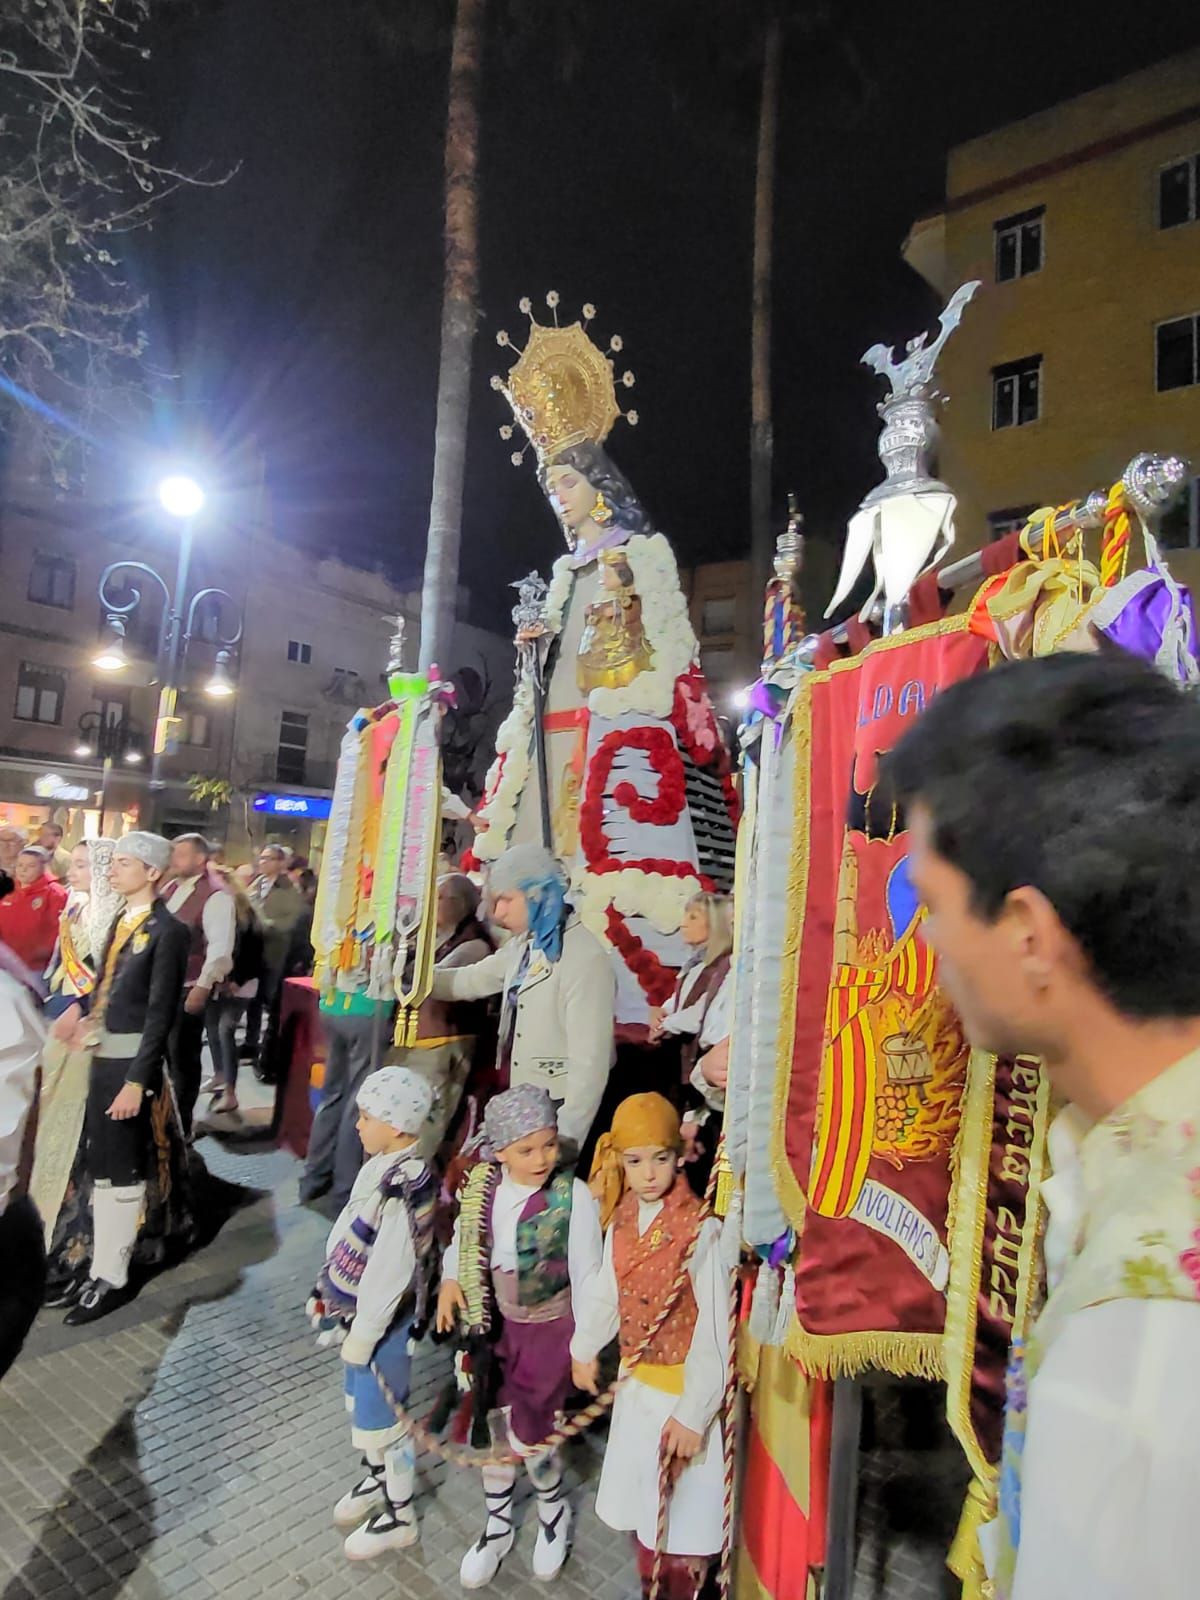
[488,844,570,964]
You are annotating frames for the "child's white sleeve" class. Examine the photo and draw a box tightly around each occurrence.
[567,1177,604,1295]
[569,1223,620,1362]
[442,1213,462,1282]
[342,1197,418,1365]
[671,1218,730,1436]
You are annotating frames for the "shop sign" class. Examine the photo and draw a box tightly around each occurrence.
[252,792,332,820]
[34,772,90,802]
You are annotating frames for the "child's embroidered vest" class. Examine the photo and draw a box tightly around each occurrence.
[613,1181,704,1367]
[320,1156,438,1324]
[456,1162,574,1330]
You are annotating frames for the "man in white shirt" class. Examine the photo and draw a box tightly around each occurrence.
[162,833,236,1134]
[889,651,1200,1600]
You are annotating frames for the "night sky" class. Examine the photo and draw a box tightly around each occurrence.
[133,0,1199,629]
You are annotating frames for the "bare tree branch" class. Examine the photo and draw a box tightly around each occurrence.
[0,0,228,480]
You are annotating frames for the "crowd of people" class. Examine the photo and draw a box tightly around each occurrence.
[2,652,1199,1599]
[0,816,736,1597]
[0,826,319,1330]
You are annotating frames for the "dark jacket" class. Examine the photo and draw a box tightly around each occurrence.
[95,900,190,1089]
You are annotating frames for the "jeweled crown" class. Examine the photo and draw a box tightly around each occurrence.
[491,293,638,468]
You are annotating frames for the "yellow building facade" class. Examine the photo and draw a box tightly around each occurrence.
[904,49,1200,574]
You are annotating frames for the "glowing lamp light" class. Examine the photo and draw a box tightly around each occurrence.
[124,748,144,765]
[74,740,94,759]
[94,616,128,672]
[205,650,236,699]
[730,687,751,711]
[158,474,205,520]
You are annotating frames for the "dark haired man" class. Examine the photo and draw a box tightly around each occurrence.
[161,833,235,1135]
[888,652,1200,1600]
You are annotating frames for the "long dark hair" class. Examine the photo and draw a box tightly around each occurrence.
[538,442,655,536]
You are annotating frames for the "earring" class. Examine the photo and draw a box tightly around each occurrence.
[592,491,613,527]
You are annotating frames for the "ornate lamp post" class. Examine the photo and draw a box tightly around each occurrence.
[74,711,146,827]
[94,475,242,830]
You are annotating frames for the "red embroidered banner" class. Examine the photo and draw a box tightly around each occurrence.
[776,619,991,1375]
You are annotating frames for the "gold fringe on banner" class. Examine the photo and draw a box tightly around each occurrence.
[782,1323,944,1382]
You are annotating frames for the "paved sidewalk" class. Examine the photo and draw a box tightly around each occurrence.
[0,1115,961,1600]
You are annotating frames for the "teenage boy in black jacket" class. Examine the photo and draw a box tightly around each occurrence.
[63,832,189,1325]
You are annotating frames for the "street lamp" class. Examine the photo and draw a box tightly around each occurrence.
[94,473,242,828]
[158,474,206,520]
[75,712,146,825]
[204,649,236,698]
[94,616,129,673]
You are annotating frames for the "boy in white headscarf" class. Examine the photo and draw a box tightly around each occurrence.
[58,831,189,1326]
[308,1065,438,1560]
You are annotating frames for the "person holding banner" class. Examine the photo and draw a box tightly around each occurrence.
[889,652,1200,1600]
[430,844,614,1155]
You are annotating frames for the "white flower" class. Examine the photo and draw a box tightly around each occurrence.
[622,371,636,388]
[490,375,504,391]
[627,410,639,426]
[582,302,597,321]
[546,290,560,308]
[511,451,525,466]
[499,424,514,440]
[519,296,532,314]
[496,330,510,347]
[609,335,624,353]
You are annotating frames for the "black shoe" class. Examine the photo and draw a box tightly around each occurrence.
[298,1176,331,1203]
[44,1270,87,1310]
[64,1279,132,1326]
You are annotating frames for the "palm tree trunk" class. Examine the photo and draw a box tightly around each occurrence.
[750,8,782,608]
[418,0,485,675]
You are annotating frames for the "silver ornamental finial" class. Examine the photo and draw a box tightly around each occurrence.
[859,279,981,511]
[774,492,805,585]
[1123,453,1191,524]
[385,614,406,677]
[511,571,548,635]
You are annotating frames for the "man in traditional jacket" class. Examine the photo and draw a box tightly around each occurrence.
[430,844,614,1154]
[161,833,236,1135]
[63,832,189,1325]
[890,652,1200,1600]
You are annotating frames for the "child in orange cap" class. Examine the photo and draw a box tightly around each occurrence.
[571,1092,729,1600]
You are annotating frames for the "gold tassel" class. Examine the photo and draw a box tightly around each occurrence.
[713,1137,734,1218]
[947,1475,995,1600]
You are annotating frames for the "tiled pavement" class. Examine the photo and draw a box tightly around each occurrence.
[0,1100,964,1600]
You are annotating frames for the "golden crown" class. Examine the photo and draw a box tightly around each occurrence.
[491,293,638,468]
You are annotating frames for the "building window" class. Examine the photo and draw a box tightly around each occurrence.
[287,639,312,665]
[192,597,222,644]
[277,710,308,784]
[700,596,737,637]
[178,701,211,748]
[1156,314,1200,392]
[700,645,735,680]
[987,506,1038,543]
[28,553,76,610]
[992,356,1042,430]
[1159,155,1199,230]
[1160,475,1200,550]
[15,662,65,725]
[92,689,130,729]
[994,207,1044,282]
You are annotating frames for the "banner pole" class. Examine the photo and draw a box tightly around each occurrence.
[822,1377,863,1600]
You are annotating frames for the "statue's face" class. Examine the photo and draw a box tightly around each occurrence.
[544,464,595,531]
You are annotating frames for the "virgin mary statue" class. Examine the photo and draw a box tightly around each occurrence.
[472,295,738,1027]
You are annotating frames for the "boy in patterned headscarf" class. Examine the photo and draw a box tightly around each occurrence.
[573,1093,730,1600]
[436,1083,603,1588]
[310,1065,438,1561]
